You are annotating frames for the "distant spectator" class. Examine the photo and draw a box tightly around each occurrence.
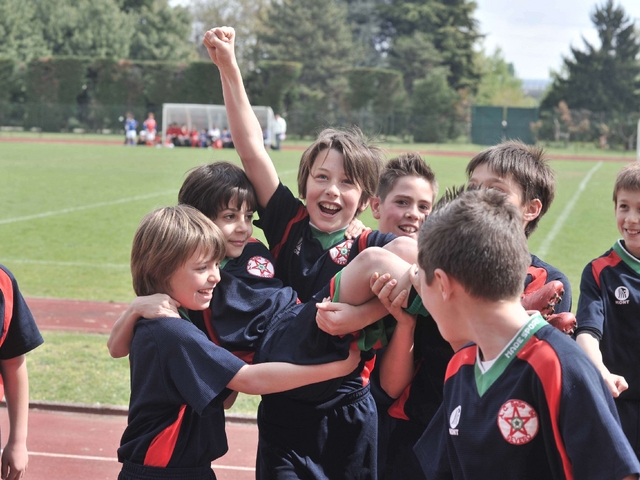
[208,125,221,144]
[272,113,287,151]
[165,123,182,147]
[179,125,190,147]
[190,127,200,148]
[221,127,234,148]
[142,112,157,146]
[262,125,271,149]
[124,112,138,146]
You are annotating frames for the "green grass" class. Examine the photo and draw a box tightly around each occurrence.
[1,137,634,411]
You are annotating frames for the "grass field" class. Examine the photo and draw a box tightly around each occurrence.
[0,136,635,411]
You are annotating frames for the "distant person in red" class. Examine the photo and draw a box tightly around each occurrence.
[143,113,157,146]
[165,123,182,147]
[190,127,200,148]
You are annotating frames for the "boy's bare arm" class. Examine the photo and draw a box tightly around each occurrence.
[203,27,279,209]
[227,348,360,395]
[0,355,29,480]
[373,272,417,398]
[576,332,628,397]
[107,294,180,358]
[316,297,389,336]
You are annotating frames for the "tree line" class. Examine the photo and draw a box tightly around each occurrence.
[0,0,638,145]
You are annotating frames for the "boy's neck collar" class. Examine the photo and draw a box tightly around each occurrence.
[309,223,348,249]
[614,240,640,274]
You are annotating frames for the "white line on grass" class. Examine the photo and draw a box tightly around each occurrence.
[0,191,175,225]
[536,161,603,259]
[0,258,128,269]
[29,451,255,470]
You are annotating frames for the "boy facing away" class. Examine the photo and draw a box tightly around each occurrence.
[204,26,415,304]
[576,162,640,459]
[466,141,573,315]
[117,205,359,479]
[413,188,640,479]
[0,265,43,480]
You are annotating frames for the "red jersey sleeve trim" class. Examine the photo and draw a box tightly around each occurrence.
[445,345,476,382]
[357,230,371,252]
[270,205,308,260]
[144,404,187,467]
[591,251,621,289]
[0,269,14,348]
[517,337,573,479]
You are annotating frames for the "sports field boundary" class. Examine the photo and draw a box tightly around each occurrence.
[0,135,634,162]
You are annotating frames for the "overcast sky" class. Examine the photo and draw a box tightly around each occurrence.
[476,0,640,80]
[172,0,640,82]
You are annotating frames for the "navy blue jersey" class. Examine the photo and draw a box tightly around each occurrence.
[0,265,44,400]
[576,240,640,400]
[415,314,639,480]
[255,182,396,302]
[388,312,453,426]
[189,239,375,402]
[525,254,572,314]
[118,317,245,468]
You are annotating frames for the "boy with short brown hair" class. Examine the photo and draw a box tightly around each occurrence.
[414,188,639,479]
[576,162,640,460]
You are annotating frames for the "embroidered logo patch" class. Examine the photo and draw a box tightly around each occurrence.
[329,240,353,266]
[449,405,461,436]
[615,286,630,305]
[246,256,275,278]
[497,399,538,445]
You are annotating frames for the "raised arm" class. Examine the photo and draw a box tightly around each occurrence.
[203,27,279,208]
[107,294,180,358]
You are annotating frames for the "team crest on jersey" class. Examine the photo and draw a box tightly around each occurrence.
[497,399,539,445]
[329,240,353,266]
[615,286,630,305]
[246,256,275,278]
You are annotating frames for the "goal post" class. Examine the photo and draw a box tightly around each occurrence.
[161,103,276,146]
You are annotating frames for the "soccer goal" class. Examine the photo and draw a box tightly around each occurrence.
[161,103,276,146]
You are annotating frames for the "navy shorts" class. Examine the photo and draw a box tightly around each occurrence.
[256,384,377,480]
[118,461,216,480]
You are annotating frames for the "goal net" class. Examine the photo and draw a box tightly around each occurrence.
[161,103,276,146]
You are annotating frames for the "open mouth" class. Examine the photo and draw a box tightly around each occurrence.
[319,202,341,216]
[398,225,418,235]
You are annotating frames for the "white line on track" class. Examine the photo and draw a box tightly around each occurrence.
[28,451,256,471]
[0,191,175,225]
[536,161,603,259]
[0,258,128,268]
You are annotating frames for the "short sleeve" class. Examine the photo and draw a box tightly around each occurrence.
[575,262,605,335]
[413,403,454,480]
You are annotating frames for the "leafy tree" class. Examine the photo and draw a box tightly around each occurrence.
[342,0,385,67]
[35,0,134,59]
[0,0,50,62]
[377,0,482,92]
[387,31,442,94]
[128,0,195,61]
[256,0,358,113]
[475,48,537,107]
[191,0,271,72]
[410,66,459,141]
[541,0,640,112]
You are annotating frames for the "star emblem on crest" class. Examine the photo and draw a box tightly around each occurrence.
[246,256,275,278]
[329,240,353,266]
[497,399,539,445]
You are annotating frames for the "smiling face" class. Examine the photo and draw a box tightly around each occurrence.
[212,198,254,259]
[168,247,221,311]
[616,188,640,258]
[304,148,365,232]
[372,175,435,239]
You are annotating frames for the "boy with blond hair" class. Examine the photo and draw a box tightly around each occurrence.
[576,162,640,459]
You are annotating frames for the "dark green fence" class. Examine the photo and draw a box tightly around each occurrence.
[471,106,539,145]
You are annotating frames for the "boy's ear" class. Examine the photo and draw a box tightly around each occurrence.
[433,268,453,301]
[370,197,381,220]
[522,198,542,222]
